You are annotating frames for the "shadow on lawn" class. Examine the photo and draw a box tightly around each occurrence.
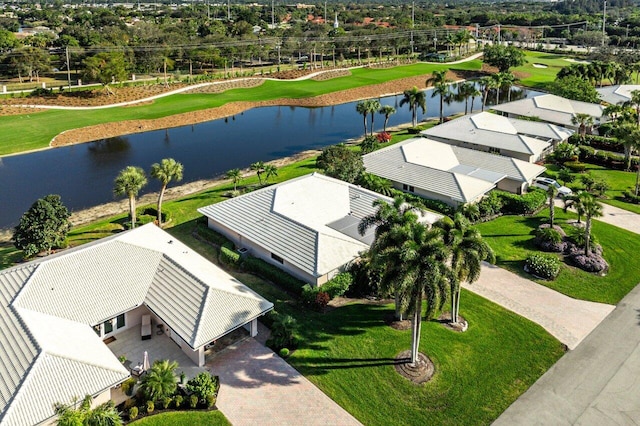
[294,356,409,375]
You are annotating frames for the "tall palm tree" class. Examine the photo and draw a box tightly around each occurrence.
[433,213,494,326]
[571,113,594,142]
[264,164,278,182]
[498,71,517,102]
[379,104,396,132]
[399,87,426,127]
[393,222,451,365]
[479,76,493,112]
[468,84,481,114]
[359,196,419,321]
[426,70,450,124]
[563,191,587,224]
[251,161,265,185]
[113,166,147,229]
[356,100,369,135]
[367,99,381,136]
[490,73,504,105]
[581,193,603,254]
[140,359,178,401]
[225,168,242,191]
[150,158,183,226]
[455,82,475,115]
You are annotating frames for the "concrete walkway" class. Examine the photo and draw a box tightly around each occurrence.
[463,263,615,350]
[598,203,640,235]
[494,282,640,425]
[208,338,361,426]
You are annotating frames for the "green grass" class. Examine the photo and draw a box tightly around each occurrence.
[475,209,640,304]
[129,411,230,425]
[513,51,570,89]
[0,61,481,156]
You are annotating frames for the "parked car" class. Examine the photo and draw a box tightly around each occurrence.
[532,177,572,197]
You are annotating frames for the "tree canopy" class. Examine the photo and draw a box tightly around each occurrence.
[482,44,525,72]
[316,144,364,183]
[13,194,71,258]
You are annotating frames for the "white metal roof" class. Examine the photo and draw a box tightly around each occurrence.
[363,138,545,204]
[421,112,568,158]
[491,94,604,127]
[596,85,640,105]
[198,173,401,278]
[0,224,273,426]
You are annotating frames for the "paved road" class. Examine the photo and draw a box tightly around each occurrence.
[494,282,640,425]
[463,263,614,350]
[598,203,640,235]
[208,338,361,426]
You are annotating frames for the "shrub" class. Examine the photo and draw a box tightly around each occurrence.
[578,145,595,161]
[185,373,220,405]
[534,226,566,252]
[189,394,199,408]
[301,284,319,305]
[129,406,138,420]
[124,398,137,410]
[407,126,425,134]
[401,192,455,216]
[160,396,172,409]
[525,253,561,280]
[322,273,352,298]
[477,191,504,218]
[563,161,586,173]
[193,222,231,246]
[567,227,598,251]
[174,394,183,408]
[315,291,330,310]
[500,189,546,215]
[242,256,305,295]
[376,132,392,143]
[121,378,136,396]
[29,87,54,98]
[146,400,154,414]
[206,394,217,408]
[557,168,574,184]
[219,245,240,267]
[269,313,298,350]
[279,348,290,357]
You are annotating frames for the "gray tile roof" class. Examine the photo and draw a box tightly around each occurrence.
[452,146,545,182]
[0,224,273,426]
[198,173,394,278]
[597,85,640,105]
[491,94,604,127]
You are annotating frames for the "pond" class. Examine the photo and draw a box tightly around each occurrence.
[0,85,541,229]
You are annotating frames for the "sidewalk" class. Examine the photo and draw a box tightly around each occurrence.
[463,263,615,349]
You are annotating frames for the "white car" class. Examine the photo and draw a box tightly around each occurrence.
[532,177,572,197]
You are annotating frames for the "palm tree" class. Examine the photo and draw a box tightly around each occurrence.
[499,71,517,102]
[379,104,396,132]
[547,185,558,227]
[393,222,451,365]
[140,359,178,401]
[613,123,640,171]
[490,73,504,105]
[571,113,594,142]
[359,196,418,321]
[426,70,450,124]
[251,161,265,185]
[581,193,603,254]
[358,172,393,196]
[367,99,381,136]
[433,213,494,327]
[399,87,427,127]
[356,100,369,135]
[55,395,123,426]
[225,168,242,191]
[563,191,587,224]
[455,82,476,115]
[468,84,481,114]
[150,158,183,226]
[479,76,493,112]
[264,164,278,182]
[113,166,147,229]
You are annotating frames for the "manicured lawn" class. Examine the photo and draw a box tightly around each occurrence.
[0,61,481,156]
[475,209,640,304]
[129,411,230,425]
[513,51,570,89]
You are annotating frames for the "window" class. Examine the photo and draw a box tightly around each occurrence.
[409,186,415,192]
[402,184,414,192]
[489,147,500,154]
[103,319,113,334]
[116,314,125,329]
[93,325,101,336]
[271,253,284,264]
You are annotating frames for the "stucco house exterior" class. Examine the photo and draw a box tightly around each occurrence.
[362,137,546,207]
[421,111,574,163]
[0,224,272,426]
[491,94,605,130]
[198,173,442,287]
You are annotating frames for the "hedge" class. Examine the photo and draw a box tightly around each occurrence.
[219,244,240,267]
[498,189,547,215]
[242,256,306,295]
[570,133,622,153]
[322,272,353,298]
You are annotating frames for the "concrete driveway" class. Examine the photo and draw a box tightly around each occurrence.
[464,263,614,350]
[494,282,640,425]
[598,203,640,235]
[208,338,361,426]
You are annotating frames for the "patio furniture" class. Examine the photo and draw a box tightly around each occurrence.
[131,363,144,377]
[141,315,152,340]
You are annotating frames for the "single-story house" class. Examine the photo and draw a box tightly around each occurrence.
[421,111,574,163]
[198,173,442,287]
[362,137,546,206]
[491,93,605,130]
[0,224,273,426]
[596,84,640,105]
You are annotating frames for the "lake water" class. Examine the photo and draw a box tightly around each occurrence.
[0,86,540,229]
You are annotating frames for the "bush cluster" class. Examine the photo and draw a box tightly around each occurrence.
[193,221,231,246]
[525,253,562,280]
[622,190,640,204]
[219,242,240,267]
[401,192,455,216]
[577,146,639,170]
[499,189,547,215]
[534,226,566,253]
[570,134,622,153]
[268,312,299,350]
[185,373,220,407]
[563,161,586,173]
[322,273,353,299]
[241,256,306,295]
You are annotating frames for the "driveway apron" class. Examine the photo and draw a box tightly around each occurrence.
[208,338,362,426]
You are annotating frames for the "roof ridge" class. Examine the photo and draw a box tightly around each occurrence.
[0,351,45,424]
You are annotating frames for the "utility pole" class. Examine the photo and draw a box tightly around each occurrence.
[65,46,71,88]
[272,0,275,28]
[324,1,327,25]
[227,0,230,20]
[602,0,607,46]
[207,0,210,21]
[410,2,415,54]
